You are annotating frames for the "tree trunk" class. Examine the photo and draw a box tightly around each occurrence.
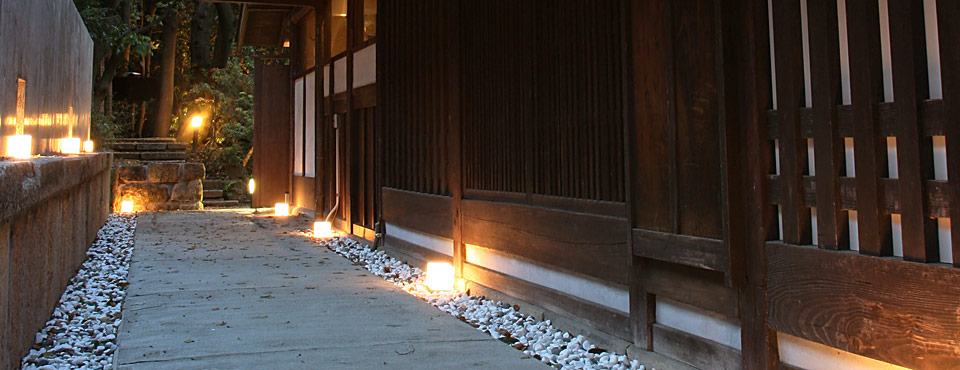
[190,1,215,72]
[147,10,177,137]
[213,3,237,68]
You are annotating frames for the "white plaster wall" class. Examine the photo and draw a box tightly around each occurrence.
[305,71,316,178]
[293,77,304,176]
[385,222,454,256]
[353,44,376,88]
[778,332,909,370]
[655,299,742,350]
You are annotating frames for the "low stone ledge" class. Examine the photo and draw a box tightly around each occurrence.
[0,153,113,224]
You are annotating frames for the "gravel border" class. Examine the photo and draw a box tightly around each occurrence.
[313,235,646,370]
[21,215,137,370]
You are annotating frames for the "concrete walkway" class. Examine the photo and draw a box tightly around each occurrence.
[115,210,545,369]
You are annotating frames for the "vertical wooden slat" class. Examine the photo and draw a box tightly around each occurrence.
[846,0,891,256]
[727,0,779,367]
[807,0,847,249]
[772,0,811,244]
[888,0,938,262]
[665,0,680,234]
[938,0,960,266]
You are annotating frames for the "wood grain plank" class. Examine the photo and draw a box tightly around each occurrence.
[767,242,960,369]
[771,0,811,244]
[887,0,938,262]
[652,323,742,370]
[807,0,848,249]
[632,229,727,273]
[461,199,629,284]
[846,0,891,256]
[643,260,738,319]
[937,0,960,267]
[381,187,453,238]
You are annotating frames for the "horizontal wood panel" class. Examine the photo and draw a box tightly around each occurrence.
[652,323,742,370]
[766,99,945,139]
[462,199,629,284]
[463,189,627,218]
[381,187,453,238]
[353,84,376,109]
[768,176,949,218]
[633,229,727,273]
[767,242,960,370]
[463,263,630,340]
[382,234,452,269]
[643,260,738,319]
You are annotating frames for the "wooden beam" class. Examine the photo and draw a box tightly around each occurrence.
[632,229,727,273]
[643,260,738,319]
[937,0,960,267]
[768,176,952,219]
[652,323,742,370]
[461,199,629,285]
[381,187,454,239]
[767,242,960,369]
[444,0,464,278]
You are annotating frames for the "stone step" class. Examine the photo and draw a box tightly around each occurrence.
[203,179,226,189]
[115,151,187,161]
[203,189,224,199]
[202,199,240,208]
[109,137,177,143]
[111,142,188,152]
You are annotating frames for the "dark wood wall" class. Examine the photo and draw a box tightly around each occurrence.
[375,0,960,369]
[253,60,292,208]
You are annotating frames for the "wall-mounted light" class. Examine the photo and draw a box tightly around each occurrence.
[275,202,290,216]
[83,140,94,153]
[5,135,31,159]
[314,221,334,239]
[283,40,291,48]
[248,178,256,194]
[59,137,81,155]
[425,262,455,292]
[120,200,134,214]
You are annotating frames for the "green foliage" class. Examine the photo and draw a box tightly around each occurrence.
[183,52,256,179]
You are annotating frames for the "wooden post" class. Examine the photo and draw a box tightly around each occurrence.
[937,0,960,267]
[445,0,464,277]
[728,0,778,368]
[314,0,327,217]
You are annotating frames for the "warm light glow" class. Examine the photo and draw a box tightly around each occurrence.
[83,140,94,153]
[425,262,455,292]
[283,40,291,48]
[5,135,31,159]
[190,115,203,128]
[314,221,334,239]
[120,200,134,214]
[60,137,81,154]
[274,202,290,216]
[248,178,256,194]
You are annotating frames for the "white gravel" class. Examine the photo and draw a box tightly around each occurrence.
[313,234,645,370]
[21,214,137,370]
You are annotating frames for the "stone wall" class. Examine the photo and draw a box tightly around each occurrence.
[114,162,205,211]
[0,153,112,369]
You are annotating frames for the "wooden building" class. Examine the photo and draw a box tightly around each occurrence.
[234,0,960,368]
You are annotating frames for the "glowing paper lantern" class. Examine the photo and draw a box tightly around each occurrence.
[425,262,455,292]
[248,178,256,194]
[60,137,81,154]
[274,202,290,216]
[83,140,94,153]
[190,115,203,128]
[314,221,334,239]
[5,135,31,159]
[120,200,134,214]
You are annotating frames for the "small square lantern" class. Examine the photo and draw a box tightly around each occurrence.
[275,202,290,216]
[425,262,456,292]
[313,221,334,239]
[120,200,134,214]
[83,140,94,153]
[5,135,31,159]
[60,137,81,155]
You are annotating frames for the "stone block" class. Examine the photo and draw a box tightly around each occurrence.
[115,152,142,159]
[181,163,205,181]
[147,163,181,183]
[171,180,203,202]
[118,183,170,206]
[112,142,137,151]
[137,142,167,151]
[141,152,187,161]
[118,165,147,183]
[166,142,188,151]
